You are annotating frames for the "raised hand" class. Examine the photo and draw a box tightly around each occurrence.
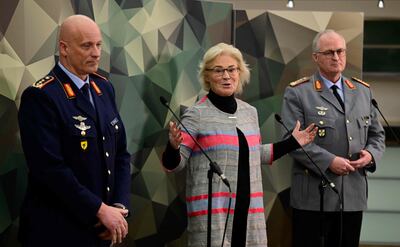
[291,120,318,146]
[168,121,183,149]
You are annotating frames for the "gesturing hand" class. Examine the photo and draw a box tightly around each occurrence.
[168,121,183,149]
[291,121,318,146]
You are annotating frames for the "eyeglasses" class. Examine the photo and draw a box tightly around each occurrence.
[315,48,346,58]
[206,67,240,77]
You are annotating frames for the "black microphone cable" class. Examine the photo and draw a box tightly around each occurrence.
[372,99,400,144]
[274,114,343,247]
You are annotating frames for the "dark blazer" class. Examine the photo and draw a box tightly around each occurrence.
[281,73,385,212]
[18,64,131,247]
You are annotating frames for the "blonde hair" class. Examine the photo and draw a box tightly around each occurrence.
[198,43,250,95]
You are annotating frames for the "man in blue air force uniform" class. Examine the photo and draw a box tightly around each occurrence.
[18,15,131,247]
[281,30,385,247]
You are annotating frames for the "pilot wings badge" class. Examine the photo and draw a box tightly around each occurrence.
[73,115,87,122]
[315,106,328,116]
[75,122,91,136]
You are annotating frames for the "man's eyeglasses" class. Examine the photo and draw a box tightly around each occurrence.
[315,48,346,58]
[206,67,240,77]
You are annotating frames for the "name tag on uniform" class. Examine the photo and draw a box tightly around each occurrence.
[110,117,119,131]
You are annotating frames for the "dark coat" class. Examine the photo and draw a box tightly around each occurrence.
[18,64,131,247]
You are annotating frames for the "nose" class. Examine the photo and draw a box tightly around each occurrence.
[222,69,231,78]
[332,51,340,59]
[92,46,101,57]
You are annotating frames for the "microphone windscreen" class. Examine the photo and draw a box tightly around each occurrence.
[274,114,282,123]
[371,99,378,108]
[160,96,168,106]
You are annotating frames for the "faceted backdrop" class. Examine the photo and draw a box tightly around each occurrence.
[0,0,362,246]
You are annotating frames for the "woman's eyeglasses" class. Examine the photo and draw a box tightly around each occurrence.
[206,67,240,77]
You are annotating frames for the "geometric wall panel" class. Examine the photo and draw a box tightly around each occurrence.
[0,0,362,246]
[0,0,231,246]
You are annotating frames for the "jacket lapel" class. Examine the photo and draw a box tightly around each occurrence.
[343,77,356,112]
[52,65,98,121]
[90,80,106,134]
[315,74,345,113]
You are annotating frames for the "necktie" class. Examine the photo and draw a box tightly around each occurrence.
[331,85,344,110]
[81,83,94,108]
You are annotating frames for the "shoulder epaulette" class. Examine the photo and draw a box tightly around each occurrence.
[289,77,310,87]
[92,72,109,81]
[351,77,370,88]
[32,76,54,89]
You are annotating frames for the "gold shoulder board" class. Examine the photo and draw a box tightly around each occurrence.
[32,76,54,89]
[351,77,370,88]
[290,77,310,87]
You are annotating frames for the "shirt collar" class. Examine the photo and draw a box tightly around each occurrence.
[58,62,90,90]
[319,73,343,91]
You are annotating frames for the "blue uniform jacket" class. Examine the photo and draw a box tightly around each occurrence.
[18,64,131,247]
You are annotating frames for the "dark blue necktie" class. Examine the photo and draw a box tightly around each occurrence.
[331,85,344,110]
[81,83,94,108]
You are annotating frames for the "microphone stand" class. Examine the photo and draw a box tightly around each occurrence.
[274,114,341,247]
[160,97,231,247]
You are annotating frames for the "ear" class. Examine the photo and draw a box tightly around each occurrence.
[312,53,318,63]
[59,41,68,57]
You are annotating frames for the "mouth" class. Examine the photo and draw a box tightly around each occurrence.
[87,60,99,65]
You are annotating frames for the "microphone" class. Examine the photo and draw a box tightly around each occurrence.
[372,99,400,144]
[160,96,230,188]
[274,114,338,194]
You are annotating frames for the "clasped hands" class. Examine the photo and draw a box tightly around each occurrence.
[96,203,129,245]
[329,150,373,176]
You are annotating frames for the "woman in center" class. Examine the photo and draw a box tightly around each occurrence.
[162,42,316,246]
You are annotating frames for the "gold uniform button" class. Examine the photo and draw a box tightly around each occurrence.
[319,121,324,125]
[349,137,353,141]
[115,125,119,130]
[107,187,110,192]
[102,136,106,141]
[105,152,109,157]
[108,170,111,175]
[346,119,350,124]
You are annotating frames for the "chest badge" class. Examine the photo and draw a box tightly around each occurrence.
[73,115,87,122]
[316,106,328,116]
[75,122,91,136]
[318,128,326,138]
[80,140,88,151]
[73,115,91,136]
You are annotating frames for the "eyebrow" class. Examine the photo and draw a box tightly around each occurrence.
[212,65,237,68]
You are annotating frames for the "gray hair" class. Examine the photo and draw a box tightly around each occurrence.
[312,29,346,52]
